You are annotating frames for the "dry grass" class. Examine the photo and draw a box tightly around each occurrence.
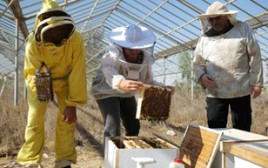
[168,88,268,135]
[0,86,267,158]
[0,91,27,156]
[168,89,207,126]
[251,92,268,134]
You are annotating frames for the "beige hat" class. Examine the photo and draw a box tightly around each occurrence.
[198,1,238,18]
[109,24,156,49]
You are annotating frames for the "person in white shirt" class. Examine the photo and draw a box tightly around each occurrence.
[193,1,263,131]
[91,24,174,139]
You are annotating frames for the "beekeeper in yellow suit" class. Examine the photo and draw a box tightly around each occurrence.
[17,0,87,168]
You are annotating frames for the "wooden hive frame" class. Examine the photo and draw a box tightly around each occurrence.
[136,84,172,121]
[110,136,177,149]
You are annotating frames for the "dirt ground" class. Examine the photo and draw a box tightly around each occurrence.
[0,92,189,168]
[1,88,267,168]
[0,121,186,168]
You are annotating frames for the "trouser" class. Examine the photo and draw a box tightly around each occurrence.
[17,86,77,166]
[97,96,140,137]
[206,95,252,131]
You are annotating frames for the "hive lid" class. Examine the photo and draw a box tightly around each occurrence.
[180,123,222,168]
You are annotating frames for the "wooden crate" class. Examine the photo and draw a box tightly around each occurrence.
[136,84,172,121]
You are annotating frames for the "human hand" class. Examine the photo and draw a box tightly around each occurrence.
[200,74,215,88]
[118,80,143,92]
[62,106,77,124]
[250,85,262,99]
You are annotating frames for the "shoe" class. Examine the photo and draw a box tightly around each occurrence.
[61,166,71,168]
[55,160,72,168]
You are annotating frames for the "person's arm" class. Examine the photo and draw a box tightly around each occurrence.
[192,38,214,88]
[101,47,146,93]
[102,58,125,90]
[200,74,215,88]
[245,23,263,98]
[66,32,87,106]
[24,34,41,92]
[64,32,87,124]
[101,45,131,92]
[116,79,143,92]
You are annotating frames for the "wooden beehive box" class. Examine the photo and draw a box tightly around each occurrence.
[180,123,222,168]
[136,84,172,121]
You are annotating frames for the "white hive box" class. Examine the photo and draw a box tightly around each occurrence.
[104,124,223,168]
[104,136,178,168]
[212,128,268,168]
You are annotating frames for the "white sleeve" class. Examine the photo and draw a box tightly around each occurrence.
[193,37,206,82]
[101,52,126,90]
[244,23,263,86]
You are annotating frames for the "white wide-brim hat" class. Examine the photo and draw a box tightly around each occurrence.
[109,24,156,49]
[198,1,238,18]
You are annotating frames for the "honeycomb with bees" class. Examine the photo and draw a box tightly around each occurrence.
[136,84,172,121]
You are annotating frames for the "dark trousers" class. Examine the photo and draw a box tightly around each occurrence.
[97,96,140,137]
[206,95,252,131]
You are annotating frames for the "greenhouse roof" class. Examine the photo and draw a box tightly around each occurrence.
[0,0,267,84]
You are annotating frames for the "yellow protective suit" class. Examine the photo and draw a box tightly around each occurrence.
[17,0,87,167]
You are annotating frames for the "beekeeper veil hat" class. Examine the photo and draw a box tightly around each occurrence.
[109,24,156,49]
[34,0,75,46]
[197,1,238,34]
